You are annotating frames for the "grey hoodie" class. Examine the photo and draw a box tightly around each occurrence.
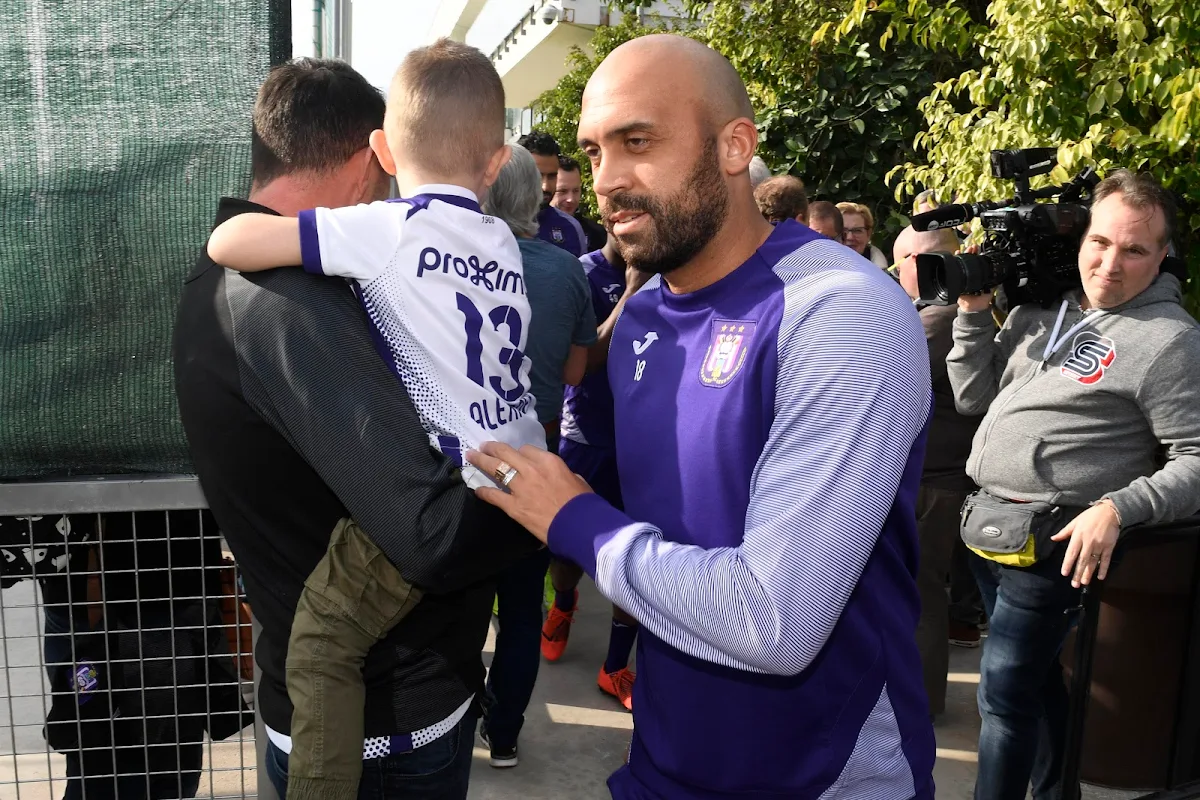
[947,273,1200,527]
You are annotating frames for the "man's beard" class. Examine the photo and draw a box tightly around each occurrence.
[602,138,729,276]
[541,192,552,210]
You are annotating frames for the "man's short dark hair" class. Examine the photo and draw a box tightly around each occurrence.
[251,58,385,187]
[755,176,808,224]
[518,131,561,158]
[1092,169,1177,248]
[558,155,581,174]
[808,201,844,238]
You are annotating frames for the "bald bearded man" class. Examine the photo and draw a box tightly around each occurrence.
[467,35,936,799]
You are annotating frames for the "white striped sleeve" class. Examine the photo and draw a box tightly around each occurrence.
[585,267,931,675]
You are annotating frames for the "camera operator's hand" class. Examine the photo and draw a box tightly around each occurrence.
[957,293,993,313]
[1051,501,1121,587]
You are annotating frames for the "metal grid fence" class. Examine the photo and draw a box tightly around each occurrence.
[0,478,259,800]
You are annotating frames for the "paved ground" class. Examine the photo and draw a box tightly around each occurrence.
[0,578,1144,799]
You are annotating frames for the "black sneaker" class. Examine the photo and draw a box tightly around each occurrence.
[479,727,518,768]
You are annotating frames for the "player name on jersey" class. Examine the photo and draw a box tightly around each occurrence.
[472,392,534,432]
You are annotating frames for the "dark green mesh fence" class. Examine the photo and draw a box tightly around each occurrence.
[0,1,290,479]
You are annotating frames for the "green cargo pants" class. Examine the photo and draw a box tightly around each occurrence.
[285,518,423,800]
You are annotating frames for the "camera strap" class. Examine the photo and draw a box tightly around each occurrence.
[1039,300,1107,370]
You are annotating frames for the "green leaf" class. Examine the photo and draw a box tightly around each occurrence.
[1106,81,1124,106]
[1087,88,1106,115]
[851,118,866,134]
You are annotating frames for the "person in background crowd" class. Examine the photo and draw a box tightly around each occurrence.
[543,231,647,712]
[748,155,772,189]
[518,130,587,256]
[466,33,936,799]
[911,186,990,644]
[807,200,844,242]
[753,175,808,225]
[553,155,608,253]
[892,225,983,718]
[478,144,597,769]
[948,169,1200,800]
[839,201,890,269]
[175,57,536,800]
[0,511,248,800]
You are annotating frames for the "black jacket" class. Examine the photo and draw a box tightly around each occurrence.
[575,211,608,254]
[919,303,981,491]
[172,198,537,736]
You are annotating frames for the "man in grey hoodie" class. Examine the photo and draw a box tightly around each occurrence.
[948,169,1200,800]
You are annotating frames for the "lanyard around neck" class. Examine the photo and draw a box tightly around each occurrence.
[1039,300,1106,369]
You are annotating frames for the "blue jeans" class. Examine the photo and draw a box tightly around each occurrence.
[43,605,202,800]
[264,709,477,800]
[970,549,1081,800]
[482,547,552,750]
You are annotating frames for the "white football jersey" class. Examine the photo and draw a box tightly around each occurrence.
[298,184,546,488]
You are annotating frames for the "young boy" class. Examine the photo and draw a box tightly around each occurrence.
[206,40,545,800]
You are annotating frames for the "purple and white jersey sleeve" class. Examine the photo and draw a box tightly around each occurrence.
[298,201,404,282]
[549,240,932,675]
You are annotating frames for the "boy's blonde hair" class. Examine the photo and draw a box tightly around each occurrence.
[386,39,506,177]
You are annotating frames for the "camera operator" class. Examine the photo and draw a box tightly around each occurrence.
[893,225,983,718]
[948,169,1200,800]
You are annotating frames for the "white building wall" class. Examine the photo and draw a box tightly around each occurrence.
[490,0,691,132]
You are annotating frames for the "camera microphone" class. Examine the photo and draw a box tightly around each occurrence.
[911,204,978,231]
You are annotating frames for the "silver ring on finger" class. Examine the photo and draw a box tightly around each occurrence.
[501,466,519,487]
[1091,553,1102,561]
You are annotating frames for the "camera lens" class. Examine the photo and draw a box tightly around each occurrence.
[966,251,1018,296]
[915,252,963,305]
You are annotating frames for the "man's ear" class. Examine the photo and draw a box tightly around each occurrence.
[345,146,380,200]
[369,129,396,176]
[720,117,759,178]
[482,145,512,189]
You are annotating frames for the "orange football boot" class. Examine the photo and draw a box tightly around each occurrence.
[540,589,577,662]
[598,666,635,712]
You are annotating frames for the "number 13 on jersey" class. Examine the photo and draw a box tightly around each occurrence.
[456,292,534,433]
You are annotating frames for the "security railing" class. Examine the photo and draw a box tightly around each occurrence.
[0,477,260,799]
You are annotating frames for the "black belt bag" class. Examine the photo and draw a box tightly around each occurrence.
[960,490,1069,567]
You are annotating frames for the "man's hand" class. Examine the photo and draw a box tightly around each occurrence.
[1051,501,1121,587]
[957,292,993,313]
[465,442,593,543]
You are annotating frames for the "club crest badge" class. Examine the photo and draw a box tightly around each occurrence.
[1060,330,1115,385]
[699,319,755,387]
[552,228,564,243]
[75,662,100,705]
